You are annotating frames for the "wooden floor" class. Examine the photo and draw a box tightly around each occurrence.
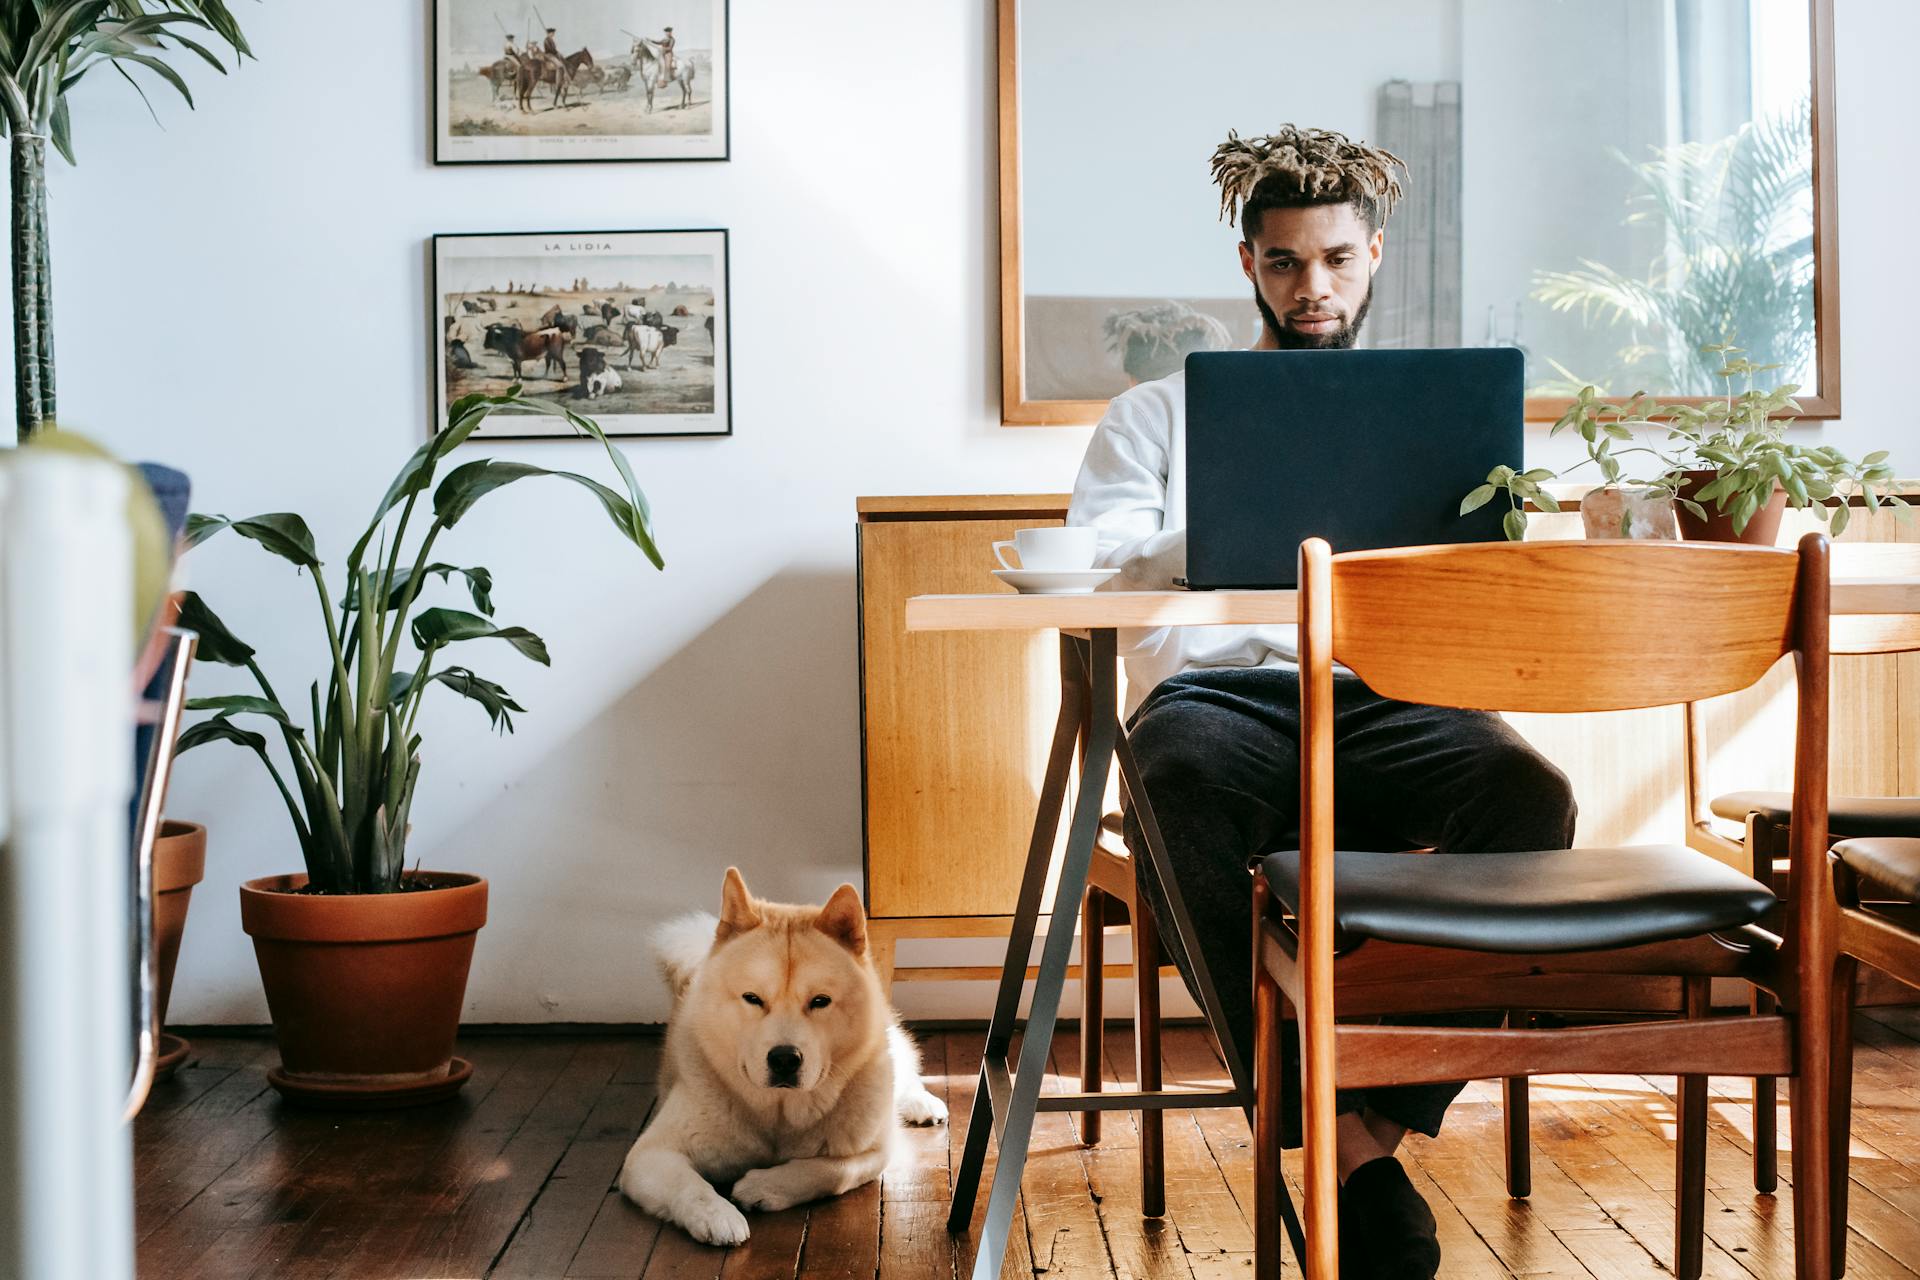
[134,1011,1920,1279]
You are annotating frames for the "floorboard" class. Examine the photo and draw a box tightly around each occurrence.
[130,1016,1920,1279]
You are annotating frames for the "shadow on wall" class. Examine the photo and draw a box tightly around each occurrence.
[428,566,864,1023]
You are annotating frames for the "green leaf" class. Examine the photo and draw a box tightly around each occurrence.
[347,389,527,569]
[174,590,255,665]
[393,666,527,733]
[1459,484,1497,516]
[345,563,495,617]
[1533,490,1562,514]
[431,458,662,569]
[185,694,289,723]
[49,96,73,164]
[175,716,266,756]
[1864,451,1890,466]
[1502,509,1528,542]
[1678,498,1708,522]
[1831,503,1851,537]
[188,512,319,569]
[410,608,550,665]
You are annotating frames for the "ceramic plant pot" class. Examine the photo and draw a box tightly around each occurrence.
[152,820,207,1077]
[1675,469,1789,545]
[1579,486,1680,541]
[238,872,487,1108]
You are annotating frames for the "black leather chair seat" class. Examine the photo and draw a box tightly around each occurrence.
[1834,837,1920,901]
[1711,790,1920,839]
[1259,846,1777,954]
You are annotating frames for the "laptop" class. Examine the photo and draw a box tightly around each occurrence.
[1182,348,1525,589]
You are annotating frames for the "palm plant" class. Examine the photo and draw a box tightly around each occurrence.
[1531,99,1814,397]
[174,389,663,895]
[1,2,254,441]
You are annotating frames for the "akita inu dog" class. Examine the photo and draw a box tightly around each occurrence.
[619,868,947,1245]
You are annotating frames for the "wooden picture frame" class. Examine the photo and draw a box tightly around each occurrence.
[432,228,732,440]
[995,0,1841,426]
[432,0,729,165]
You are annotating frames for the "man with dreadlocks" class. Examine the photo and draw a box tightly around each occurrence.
[1103,301,1235,387]
[1067,125,1577,1279]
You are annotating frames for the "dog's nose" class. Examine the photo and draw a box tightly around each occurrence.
[767,1044,803,1085]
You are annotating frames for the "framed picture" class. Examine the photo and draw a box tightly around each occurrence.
[434,229,731,439]
[433,0,728,164]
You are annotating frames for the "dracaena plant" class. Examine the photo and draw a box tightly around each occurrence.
[174,389,663,894]
[2,2,255,441]
[1462,342,1904,540]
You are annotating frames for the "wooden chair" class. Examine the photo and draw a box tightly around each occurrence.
[1682,540,1920,1199]
[1076,813,1167,1216]
[1251,536,1838,1280]
[1826,836,1920,1277]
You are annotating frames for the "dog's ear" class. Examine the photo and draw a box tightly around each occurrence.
[716,867,762,941]
[813,883,868,957]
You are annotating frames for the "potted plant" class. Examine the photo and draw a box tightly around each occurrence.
[1462,343,1904,543]
[175,388,662,1106]
[1,3,254,441]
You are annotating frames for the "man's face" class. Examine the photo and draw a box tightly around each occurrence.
[1238,203,1383,350]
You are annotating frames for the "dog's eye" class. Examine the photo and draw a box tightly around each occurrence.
[742,993,763,1007]
[809,995,832,1010]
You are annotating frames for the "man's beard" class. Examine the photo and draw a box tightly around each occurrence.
[1255,280,1374,350]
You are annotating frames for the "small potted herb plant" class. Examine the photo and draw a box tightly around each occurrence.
[1462,343,1903,543]
[176,388,661,1106]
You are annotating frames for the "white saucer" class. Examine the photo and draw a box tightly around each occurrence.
[993,567,1119,595]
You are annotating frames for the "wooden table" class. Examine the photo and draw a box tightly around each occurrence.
[911,577,1920,1280]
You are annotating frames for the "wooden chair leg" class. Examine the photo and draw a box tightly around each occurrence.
[1753,986,1779,1194]
[1254,948,1286,1280]
[1132,895,1166,1218]
[1675,978,1710,1280]
[1503,1009,1532,1199]
[1830,951,1857,1279]
[1790,974,1836,1280]
[1079,886,1105,1145]
[1830,862,1862,1280]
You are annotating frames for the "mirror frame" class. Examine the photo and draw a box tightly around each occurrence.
[996,0,1840,426]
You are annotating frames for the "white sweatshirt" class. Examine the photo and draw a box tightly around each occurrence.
[1067,369,1302,713]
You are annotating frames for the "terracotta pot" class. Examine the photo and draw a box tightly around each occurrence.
[1580,486,1679,540]
[152,820,207,1078]
[1675,469,1789,545]
[239,872,487,1107]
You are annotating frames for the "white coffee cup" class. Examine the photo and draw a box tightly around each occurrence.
[993,526,1098,572]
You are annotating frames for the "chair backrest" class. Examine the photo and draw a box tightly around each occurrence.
[1830,541,1920,656]
[1309,539,1819,714]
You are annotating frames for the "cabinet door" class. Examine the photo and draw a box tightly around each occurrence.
[860,517,1063,918]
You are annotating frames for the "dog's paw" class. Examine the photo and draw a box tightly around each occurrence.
[678,1195,750,1247]
[732,1165,814,1213]
[898,1087,949,1127]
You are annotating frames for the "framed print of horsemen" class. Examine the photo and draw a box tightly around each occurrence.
[434,229,732,439]
[433,0,729,163]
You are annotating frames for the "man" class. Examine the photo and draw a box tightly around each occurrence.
[1102,300,1235,387]
[502,33,521,64]
[648,25,678,86]
[1067,125,1578,1279]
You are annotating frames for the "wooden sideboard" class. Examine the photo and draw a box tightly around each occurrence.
[856,492,1920,990]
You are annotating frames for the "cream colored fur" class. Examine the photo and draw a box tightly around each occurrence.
[619,869,947,1246]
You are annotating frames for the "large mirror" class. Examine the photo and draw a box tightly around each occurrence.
[999,0,1838,425]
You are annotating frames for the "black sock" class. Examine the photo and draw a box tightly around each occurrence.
[1340,1157,1440,1280]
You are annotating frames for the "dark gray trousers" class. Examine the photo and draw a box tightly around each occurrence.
[1122,665,1579,1148]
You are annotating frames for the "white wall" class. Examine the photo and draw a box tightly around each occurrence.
[35,0,1092,1025]
[16,0,1920,1025]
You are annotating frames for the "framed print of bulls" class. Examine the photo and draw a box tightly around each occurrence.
[434,229,732,440]
[433,0,729,164]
